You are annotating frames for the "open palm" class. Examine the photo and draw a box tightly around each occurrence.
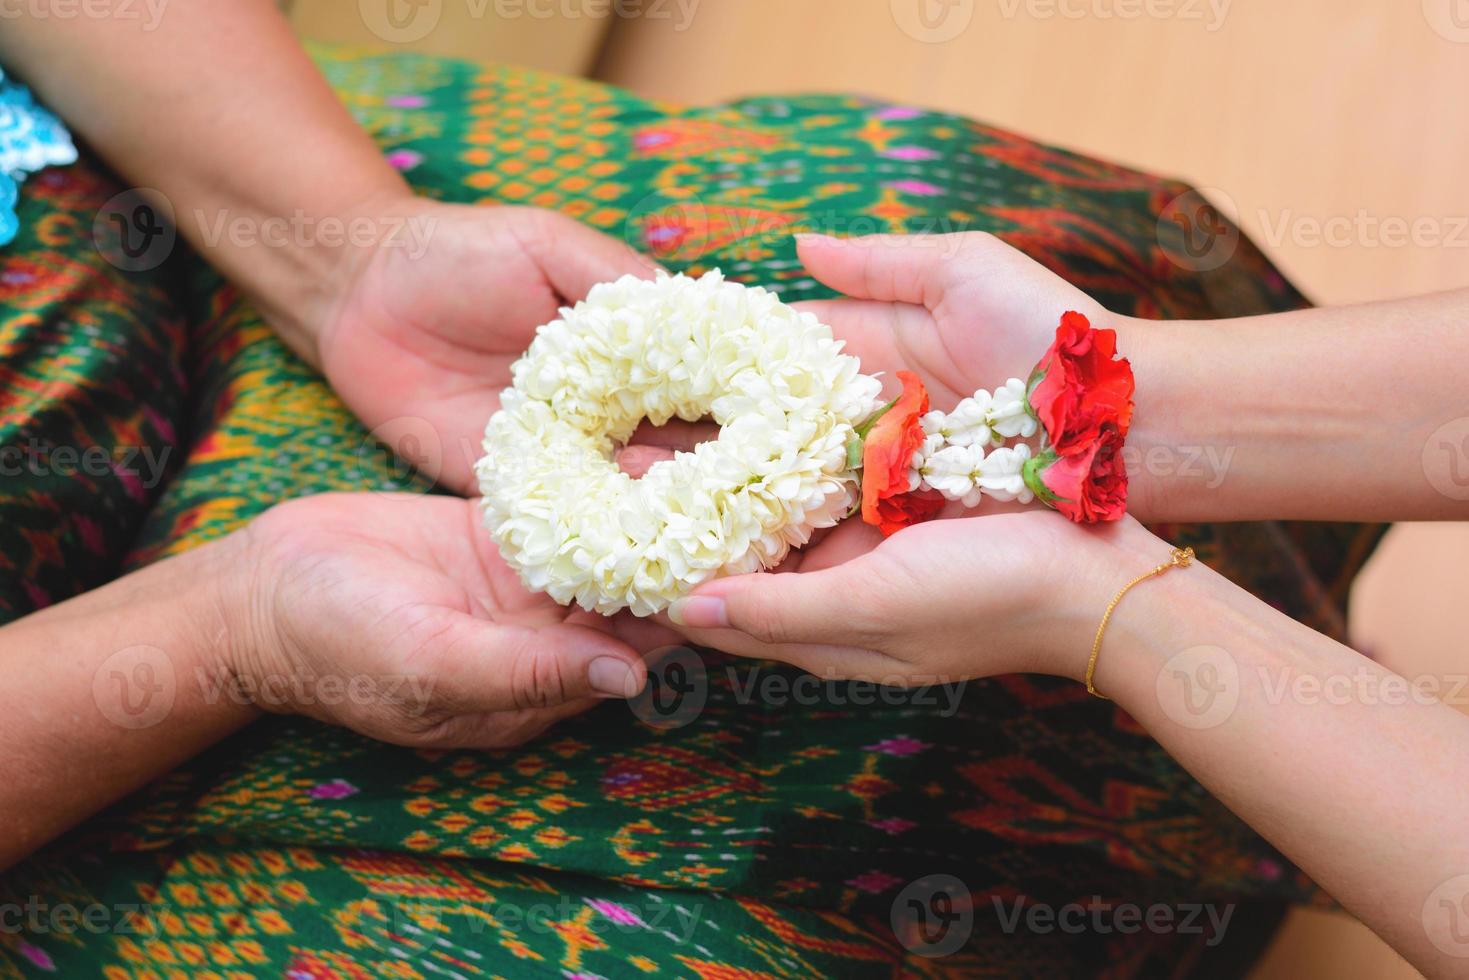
[622,232,1104,574]
[317,202,659,495]
[235,493,673,748]
[791,232,1106,406]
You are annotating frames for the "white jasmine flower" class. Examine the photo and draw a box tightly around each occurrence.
[921,444,984,508]
[977,444,1035,504]
[911,390,1037,507]
[988,378,1038,440]
[942,392,998,448]
[478,271,882,616]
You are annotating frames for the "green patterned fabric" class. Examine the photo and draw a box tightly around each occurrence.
[0,47,1382,978]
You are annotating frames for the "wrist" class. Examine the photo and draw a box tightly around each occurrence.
[200,180,418,371]
[172,534,268,724]
[1109,314,1223,523]
[1042,518,1180,684]
[1076,536,1236,705]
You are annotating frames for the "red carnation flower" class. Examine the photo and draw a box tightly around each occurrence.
[1023,423,1129,523]
[1027,311,1135,454]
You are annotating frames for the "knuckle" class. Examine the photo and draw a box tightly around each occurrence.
[519,206,562,249]
[735,596,793,646]
[845,569,910,639]
[370,687,449,743]
[509,644,572,710]
[836,586,894,645]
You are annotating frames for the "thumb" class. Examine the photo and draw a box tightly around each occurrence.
[669,560,882,648]
[432,617,648,711]
[796,232,957,308]
[522,208,663,302]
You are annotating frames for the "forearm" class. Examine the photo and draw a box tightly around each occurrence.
[1085,551,1469,973]
[1119,289,1469,521]
[0,1,410,363]
[0,538,258,869]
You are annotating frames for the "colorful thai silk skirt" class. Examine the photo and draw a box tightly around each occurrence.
[0,46,1383,978]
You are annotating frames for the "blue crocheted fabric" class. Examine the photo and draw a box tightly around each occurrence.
[0,67,77,246]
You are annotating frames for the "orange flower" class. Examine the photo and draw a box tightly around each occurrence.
[860,371,945,536]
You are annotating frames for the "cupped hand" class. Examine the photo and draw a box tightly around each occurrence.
[663,511,1168,686]
[315,199,662,495]
[223,492,666,749]
[618,232,1112,485]
[792,231,1112,405]
[617,232,1102,573]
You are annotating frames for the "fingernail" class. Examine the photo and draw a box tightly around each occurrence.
[794,233,838,247]
[588,657,638,699]
[668,595,727,629]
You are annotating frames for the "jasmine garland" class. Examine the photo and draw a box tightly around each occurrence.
[477,271,883,616]
[477,273,1133,615]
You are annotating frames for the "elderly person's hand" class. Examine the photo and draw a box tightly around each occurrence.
[0,491,664,869]
[227,492,656,748]
[314,200,661,495]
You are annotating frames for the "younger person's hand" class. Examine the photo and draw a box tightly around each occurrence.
[665,512,1171,687]
[619,232,1112,486]
[793,231,1117,405]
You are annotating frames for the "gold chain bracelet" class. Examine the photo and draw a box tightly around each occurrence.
[1084,546,1195,699]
